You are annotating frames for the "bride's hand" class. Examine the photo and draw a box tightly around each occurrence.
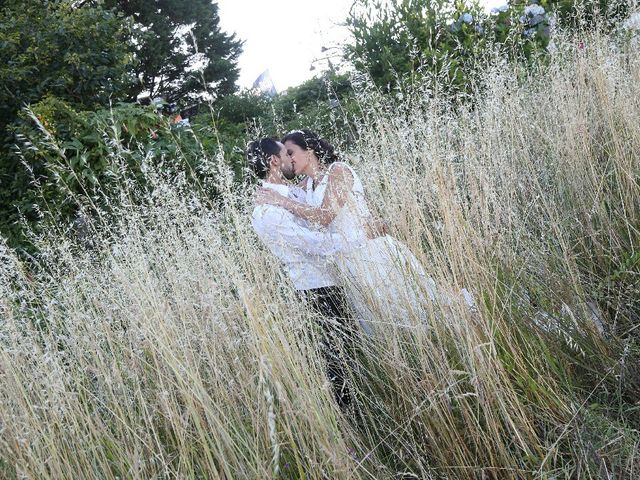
[255,187,286,206]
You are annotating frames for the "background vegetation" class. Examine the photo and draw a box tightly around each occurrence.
[2,0,633,253]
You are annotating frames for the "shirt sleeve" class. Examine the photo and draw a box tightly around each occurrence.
[288,186,307,201]
[252,206,355,257]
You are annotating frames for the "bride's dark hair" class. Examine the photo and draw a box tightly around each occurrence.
[246,137,280,179]
[281,129,339,165]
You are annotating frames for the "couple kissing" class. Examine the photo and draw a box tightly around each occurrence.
[246,129,471,409]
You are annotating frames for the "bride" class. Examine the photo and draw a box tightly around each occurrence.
[256,129,470,333]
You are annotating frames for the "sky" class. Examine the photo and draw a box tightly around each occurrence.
[217,0,506,93]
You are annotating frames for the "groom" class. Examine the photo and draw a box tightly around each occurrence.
[247,137,371,410]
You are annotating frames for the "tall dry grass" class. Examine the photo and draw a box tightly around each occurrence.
[1,29,639,479]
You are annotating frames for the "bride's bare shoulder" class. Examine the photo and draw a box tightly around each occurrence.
[328,162,354,178]
[326,163,354,191]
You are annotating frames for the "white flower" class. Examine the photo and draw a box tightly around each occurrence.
[491,4,509,14]
[546,40,557,53]
[623,12,640,31]
[461,13,473,23]
[524,4,545,16]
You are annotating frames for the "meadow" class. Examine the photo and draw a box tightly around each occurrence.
[0,29,638,479]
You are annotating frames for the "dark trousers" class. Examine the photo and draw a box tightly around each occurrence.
[302,285,355,410]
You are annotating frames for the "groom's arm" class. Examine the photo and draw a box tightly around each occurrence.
[252,206,358,257]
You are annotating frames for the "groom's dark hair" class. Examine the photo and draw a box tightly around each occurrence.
[282,129,339,165]
[246,137,281,179]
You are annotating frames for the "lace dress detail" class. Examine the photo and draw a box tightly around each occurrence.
[305,163,452,333]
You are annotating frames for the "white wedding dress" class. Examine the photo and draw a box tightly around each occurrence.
[304,162,470,333]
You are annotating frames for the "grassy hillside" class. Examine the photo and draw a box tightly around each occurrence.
[0,30,638,479]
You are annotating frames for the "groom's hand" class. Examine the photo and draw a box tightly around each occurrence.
[365,218,389,239]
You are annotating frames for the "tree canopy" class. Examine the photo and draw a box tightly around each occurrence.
[0,0,134,134]
[102,0,243,104]
[0,0,243,250]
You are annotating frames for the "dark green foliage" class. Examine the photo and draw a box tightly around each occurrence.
[271,72,355,125]
[269,72,360,148]
[101,0,243,104]
[346,0,491,96]
[0,0,134,132]
[0,0,136,249]
[9,98,227,252]
[527,0,630,30]
[214,91,273,126]
[346,0,631,96]
[0,0,244,250]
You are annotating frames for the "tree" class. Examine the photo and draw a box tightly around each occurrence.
[346,0,488,96]
[345,0,631,97]
[0,0,134,136]
[0,0,135,249]
[102,0,243,104]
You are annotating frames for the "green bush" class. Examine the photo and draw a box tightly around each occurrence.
[9,97,237,252]
[346,0,632,97]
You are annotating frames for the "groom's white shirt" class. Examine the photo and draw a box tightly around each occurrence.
[251,181,346,291]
